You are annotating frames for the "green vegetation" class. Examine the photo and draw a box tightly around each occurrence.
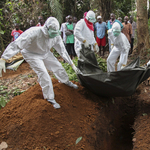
[75,136,82,145]
[0,0,63,54]
[0,85,9,110]
[13,89,25,96]
[0,96,7,110]
[0,85,25,109]
[95,54,107,72]
[61,57,79,82]
[59,53,107,82]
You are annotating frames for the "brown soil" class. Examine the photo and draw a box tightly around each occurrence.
[0,78,101,150]
[0,61,150,150]
[132,84,150,150]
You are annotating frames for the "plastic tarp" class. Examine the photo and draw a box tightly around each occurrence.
[77,45,150,97]
[6,59,24,71]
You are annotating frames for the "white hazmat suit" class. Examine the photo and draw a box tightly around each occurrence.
[107,22,130,72]
[0,17,78,109]
[74,10,99,57]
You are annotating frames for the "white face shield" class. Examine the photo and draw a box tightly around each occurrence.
[44,17,61,38]
[86,10,96,23]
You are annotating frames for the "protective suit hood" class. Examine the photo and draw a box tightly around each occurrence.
[86,10,96,23]
[43,17,60,38]
[112,22,121,31]
[112,22,121,37]
[44,17,60,30]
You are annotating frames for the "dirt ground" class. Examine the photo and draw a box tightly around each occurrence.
[0,61,150,150]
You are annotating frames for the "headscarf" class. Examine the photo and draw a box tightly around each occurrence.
[83,12,87,18]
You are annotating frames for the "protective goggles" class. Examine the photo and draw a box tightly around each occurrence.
[46,26,61,38]
[112,29,121,37]
[88,17,96,23]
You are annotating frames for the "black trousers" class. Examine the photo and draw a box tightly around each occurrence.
[66,43,76,57]
[130,38,134,54]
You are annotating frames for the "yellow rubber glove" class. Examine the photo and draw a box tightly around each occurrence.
[83,40,89,48]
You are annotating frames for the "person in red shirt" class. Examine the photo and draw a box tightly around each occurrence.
[11,23,23,42]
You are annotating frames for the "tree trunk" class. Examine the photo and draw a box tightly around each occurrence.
[137,0,149,55]
[99,0,112,21]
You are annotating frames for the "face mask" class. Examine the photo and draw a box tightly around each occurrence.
[112,29,121,37]
[88,17,96,23]
[47,28,61,38]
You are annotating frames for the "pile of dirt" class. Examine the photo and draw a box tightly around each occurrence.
[0,78,102,150]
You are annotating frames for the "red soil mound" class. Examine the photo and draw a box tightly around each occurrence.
[0,78,101,150]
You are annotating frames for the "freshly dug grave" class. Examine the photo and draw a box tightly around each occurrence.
[132,84,150,150]
[0,70,150,149]
[0,77,138,150]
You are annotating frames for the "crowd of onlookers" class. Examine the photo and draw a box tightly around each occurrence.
[10,13,137,59]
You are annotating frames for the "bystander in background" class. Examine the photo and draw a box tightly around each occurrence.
[128,16,137,55]
[94,16,107,56]
[11,23,23,42]
[65,15,76,59]
[121,16,132,45]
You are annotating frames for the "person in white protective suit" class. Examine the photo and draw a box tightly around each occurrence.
[0,17,79,109]
[107,22,130,72]
[74,10,99,58]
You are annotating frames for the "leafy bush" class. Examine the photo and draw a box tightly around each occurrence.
[95,54,107,72]
[61,57,79,82]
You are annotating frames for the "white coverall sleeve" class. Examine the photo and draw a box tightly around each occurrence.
[53,36,74,66]
[1,31,34,60]
[74,20,85,42]
[1,41,21,60]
